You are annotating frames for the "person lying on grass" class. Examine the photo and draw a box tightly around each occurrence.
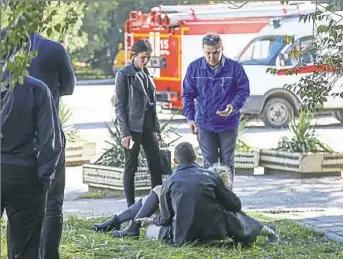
[93,142,279,246]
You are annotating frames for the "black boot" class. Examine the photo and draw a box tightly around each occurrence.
[112,191,159,238]
[92,215,121,232]
[93,199,143,232]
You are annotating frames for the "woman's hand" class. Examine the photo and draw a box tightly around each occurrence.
[135,217,154,227]
[121,136,132,149]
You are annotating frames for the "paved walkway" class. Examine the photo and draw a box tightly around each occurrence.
[64,166,343,243]
[263,208,343,243]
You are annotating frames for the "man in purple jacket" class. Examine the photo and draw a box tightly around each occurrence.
[182,32,250,187]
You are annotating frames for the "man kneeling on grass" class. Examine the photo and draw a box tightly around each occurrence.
[93,142,279,246]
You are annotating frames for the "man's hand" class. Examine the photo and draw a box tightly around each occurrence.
[216,104,234,117]
[121,136,132,149]
[135,217,154,227]
[188,120,197,134]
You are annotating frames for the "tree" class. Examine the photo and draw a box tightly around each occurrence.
[40,2,88,54]
[0,1,84,116]
[73,1,120,73]
[75,0,163,73]
[267,2,343,111]
[74,0,227,74]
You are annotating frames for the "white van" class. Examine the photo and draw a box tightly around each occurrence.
[237,13,343,128]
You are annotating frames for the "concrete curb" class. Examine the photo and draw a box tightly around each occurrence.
[76,79,114,86]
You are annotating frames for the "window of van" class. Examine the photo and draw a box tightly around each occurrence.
[282,36,316,67]
[238,36,286,66]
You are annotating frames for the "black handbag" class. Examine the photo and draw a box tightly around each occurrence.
[159,140,172,175]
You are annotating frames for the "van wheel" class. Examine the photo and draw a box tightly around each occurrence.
[333,110,343,123]
[262,98,294,129]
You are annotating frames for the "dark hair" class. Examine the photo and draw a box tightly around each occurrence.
[202,32,222,47]
[174,142,196,163]
[131,39,153,59]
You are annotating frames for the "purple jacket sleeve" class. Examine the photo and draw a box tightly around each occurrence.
[231,63,250,110]
[182,65,197,122]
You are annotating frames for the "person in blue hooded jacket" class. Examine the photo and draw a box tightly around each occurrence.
[182,32,250,188]
[6,33,75,259]
[1,71,63,258]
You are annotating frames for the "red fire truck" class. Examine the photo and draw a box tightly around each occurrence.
[121,2,316,110]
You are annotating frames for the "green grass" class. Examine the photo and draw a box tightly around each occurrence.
[75,191,109,200]
[2,215,342,259]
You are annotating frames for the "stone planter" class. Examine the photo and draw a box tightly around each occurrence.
[65,142,96,166]
[260,149,343,177]
[235,150,263,175]
[82,164,169,194]
[196,148,262,175]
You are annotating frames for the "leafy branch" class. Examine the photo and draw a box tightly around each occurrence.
[267,3,343,111]
[1,1,85,115]
[59,102,80,143]
[277,111,332,153]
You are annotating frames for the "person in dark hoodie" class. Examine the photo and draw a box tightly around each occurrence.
[6,33,75,259]
[1,69,63,258]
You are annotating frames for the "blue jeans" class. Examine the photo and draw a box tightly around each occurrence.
[7,151,65,259]
[197,127,238,182]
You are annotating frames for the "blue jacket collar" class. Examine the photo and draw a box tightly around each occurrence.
[200,56,228,71]
[174,162,199,173]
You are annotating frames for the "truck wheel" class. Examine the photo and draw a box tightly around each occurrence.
[333,110,343,123]
[262,98,294,129]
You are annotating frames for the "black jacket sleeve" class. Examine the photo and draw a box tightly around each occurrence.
[114,71,130,137]
[214,175,242,212]
[57,45,75,96]
[36,85,63,183]
[153,181,174,226]
[155,113,161,133]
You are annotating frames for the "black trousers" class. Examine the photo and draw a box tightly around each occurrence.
[7,151,66,259]
[1,164,46,259]
[124,130,162,207]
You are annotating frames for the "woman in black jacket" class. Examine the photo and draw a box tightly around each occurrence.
[114,39,163,207]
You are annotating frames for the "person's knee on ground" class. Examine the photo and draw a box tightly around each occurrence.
[151,185,162,197]
[259,224,279,244]
[146,224,161,240]
[112,190,159,238]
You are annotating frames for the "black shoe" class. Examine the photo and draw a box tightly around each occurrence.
[266,224,279,244]
[112,220,140,238]
[112,191,159,238]
[93,215,121,232]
